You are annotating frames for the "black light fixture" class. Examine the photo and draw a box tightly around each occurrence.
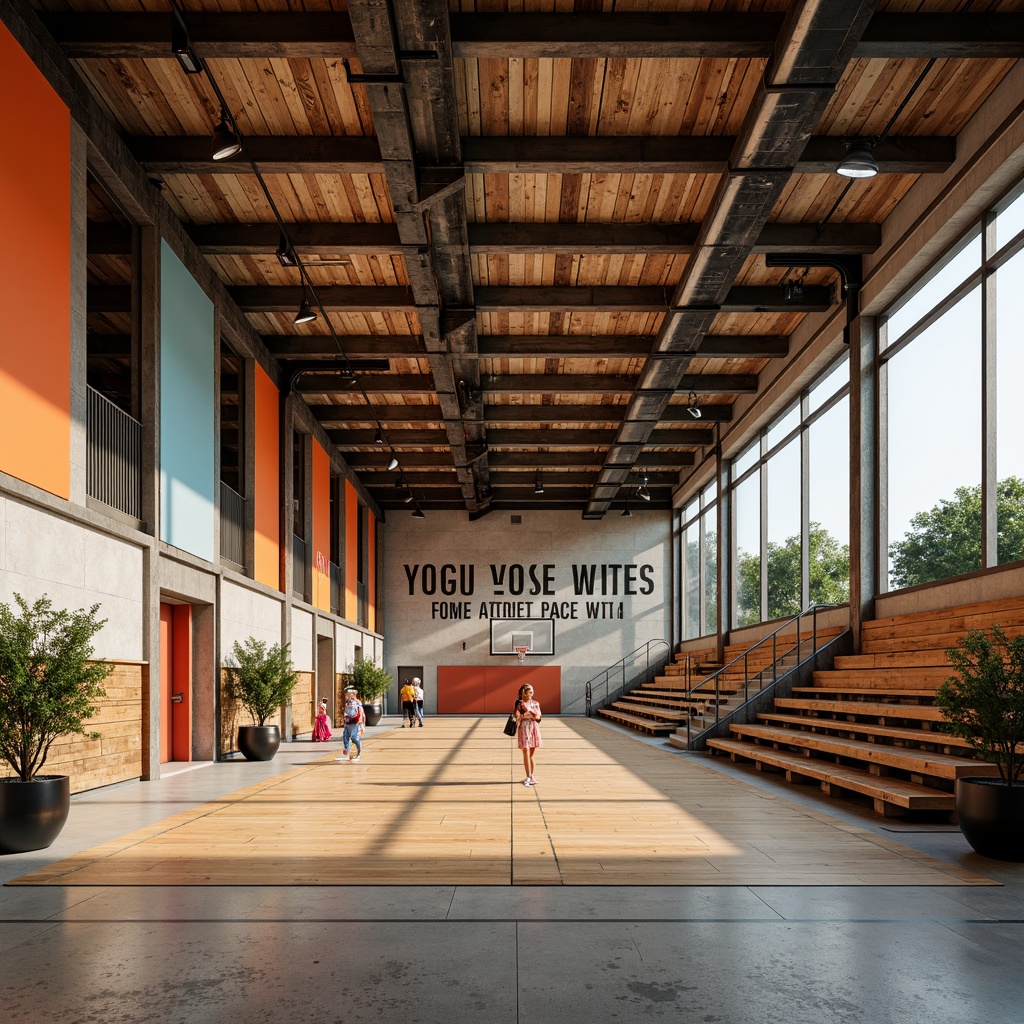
[403,488,414,504]
[374,427,384,445]
[211,109,242,161]
[412,507,426,519]
[341,372,358,388]
[386,454,400,472]
[783,280,805,302]
[459,379,479,404]
[685,390,702,419]
[534,471,544,495]
[621,501,632,518]
[171,19,203,75]
[275,230,297,268]
[837,142,878,179]
[637,473,651,502]
[293,291,317,325]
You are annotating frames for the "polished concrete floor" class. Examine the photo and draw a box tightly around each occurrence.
[3,717,1024,1024]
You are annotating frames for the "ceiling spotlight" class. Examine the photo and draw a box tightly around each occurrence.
[293,292,317,325]
[341,373,358,388]
[534,471,544,495]
[374,427,384,445]
[171,20,203,75]
[403,488,414,504]
[412,507,426,519]
[386,454,400,472]
[836,142,878,179]
[459,379,479,404]
[275,230,297,268]
[621,503,632,518]
[637,473,651,502]
[211,110,242,161]
[685,390,702,419]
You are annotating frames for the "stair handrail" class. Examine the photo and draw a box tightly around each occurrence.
[683,604,840,748]
[571,639,671,716]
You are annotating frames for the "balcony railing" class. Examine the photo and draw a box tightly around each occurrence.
[87,385,142,520]
[330,561,342,615]
[220,482,246,568]
[292,534,307,599]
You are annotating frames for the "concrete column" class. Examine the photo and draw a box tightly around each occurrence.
[848,315,878,653]
[243,358,257,576]
[68,123,88,507]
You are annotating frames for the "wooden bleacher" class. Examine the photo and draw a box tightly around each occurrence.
[705,596,1024,818]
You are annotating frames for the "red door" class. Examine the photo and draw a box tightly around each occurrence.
[158,603,192,762]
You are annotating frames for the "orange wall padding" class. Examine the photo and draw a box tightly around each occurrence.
[0,24,71,499]
[367,512,377,632]
[311,440,331,612]
[345,480,358,621]
[253,365,281,589]
[437,666,561,715]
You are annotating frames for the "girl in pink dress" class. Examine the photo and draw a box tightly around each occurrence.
[515,684,542,786]
[312,698,332,741]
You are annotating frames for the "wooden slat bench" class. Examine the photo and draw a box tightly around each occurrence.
[597,708,679,735]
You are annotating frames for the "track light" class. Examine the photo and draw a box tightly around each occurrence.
[211,110,242,161]
[171,21,203,75]
[374,427,384,445]
[275,230,297,268]
[836,142,878,179]
[386,454,399,471]
[293,292,317,325]
[637,473,651,502]
[685,390,702,419]
[534,471,544,495]
[412,507,425,519]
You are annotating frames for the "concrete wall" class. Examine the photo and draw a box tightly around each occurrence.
[382,510,673,713]
[220,579,284,656]
[0,493,144,660]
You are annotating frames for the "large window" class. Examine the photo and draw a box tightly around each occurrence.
[680,484,718,640]
[729,356,850,629]
[881,183,1024,589]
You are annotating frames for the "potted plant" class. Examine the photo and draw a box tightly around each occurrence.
[224,637,299,761]
[0,594,111,854]
[936,625,1024,861]
[348,659,393,727]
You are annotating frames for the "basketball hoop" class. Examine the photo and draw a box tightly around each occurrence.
[515,646,529,664]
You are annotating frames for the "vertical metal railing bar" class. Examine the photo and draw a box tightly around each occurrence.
[87,386,142,519]
[219,481,246,567]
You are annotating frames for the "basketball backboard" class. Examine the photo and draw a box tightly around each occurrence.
[489,617,555,657]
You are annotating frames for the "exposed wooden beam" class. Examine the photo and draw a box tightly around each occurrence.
[311,405,442,425]
[228,285,417,313]
[480,373,756,394]
[293,374,435,394]
[263,335,424,359]
[469,222,880,255]
[344,450,691,469]
[189,222,403,255]
[126,134,953,177]
[42,12,1024,60]
[481,403,732,424]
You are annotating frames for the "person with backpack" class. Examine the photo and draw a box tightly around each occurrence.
[335,687,365,762]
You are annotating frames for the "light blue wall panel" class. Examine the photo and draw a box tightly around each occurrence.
[159,240,215,561]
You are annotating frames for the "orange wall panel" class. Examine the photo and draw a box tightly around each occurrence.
[345,481,358,621]
[0,24,71,499]
[438,666,561,715]
[311,440,331,612]
[253,365,280,589]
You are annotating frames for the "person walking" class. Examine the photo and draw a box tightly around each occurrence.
[312,698,332,741]
[335,688,365,762]
[412,677,425,726]
[400,677,418,727]
[515,684,542,786]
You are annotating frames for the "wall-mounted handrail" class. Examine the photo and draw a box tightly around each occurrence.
[683,604,840,749]
[572,639,671,716]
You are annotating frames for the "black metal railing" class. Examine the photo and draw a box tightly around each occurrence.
[219,481,246,567]
[329,560,342,615]
[681,604,842,749]
[570,639,671,717]
[86,385,142,519]
[292,534,307,599]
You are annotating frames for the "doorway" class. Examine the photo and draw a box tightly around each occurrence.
[316,635,335,720]
[158,603,192,762]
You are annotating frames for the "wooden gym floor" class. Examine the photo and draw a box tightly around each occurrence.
[10,718,992,887]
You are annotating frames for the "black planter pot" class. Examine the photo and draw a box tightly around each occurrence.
[237,724,281,761]
[0,776,71,855]
[955,776,1024,861]
[363,702,382,727]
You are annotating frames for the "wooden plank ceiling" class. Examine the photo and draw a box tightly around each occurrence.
[58,0,1023,516]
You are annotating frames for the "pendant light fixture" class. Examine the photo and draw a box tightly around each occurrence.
[412,507,426,519]
[387,454,400,472]
[534,471,544,495]
[685,391,702,419]
[293,291,317,325]
[211,109,242,161]
[836,142,878,179]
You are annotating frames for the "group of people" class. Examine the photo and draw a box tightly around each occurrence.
[400,677,425,727]
[310,677,544,786]
[312,689,366,761]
